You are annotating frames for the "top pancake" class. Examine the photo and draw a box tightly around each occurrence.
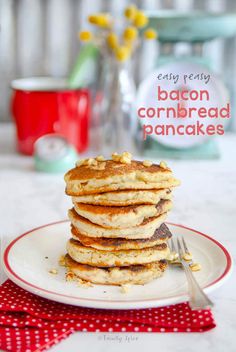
[65,159,180,196]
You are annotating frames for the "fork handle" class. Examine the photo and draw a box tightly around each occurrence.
[182,263,214,310]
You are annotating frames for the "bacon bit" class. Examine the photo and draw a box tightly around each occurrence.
[58,255,66,266]
[49,268,58,275]
[143,160,152,167]
[182,252,193,261]
[120,284,131,293]
[160,161,168,169]
[112,151,132,164]
[120,155,131,164]
[66,271,75,281]
[76,278,93,288]
[190,263,201,272]
[96,155,105,161]
[90,162,106,170]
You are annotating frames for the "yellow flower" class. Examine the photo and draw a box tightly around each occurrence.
[88,13,110,28]
[97,14,110,27]
[115,46,131,62]
[79,31,93,42]
[123,26,138,42]
[144,28,158,40]
[107,32,118,50]
[133,10,148,28]
[124,5,137,21]
[88,15,98,24]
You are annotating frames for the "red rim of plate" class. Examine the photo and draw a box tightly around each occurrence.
[3,220,233,304]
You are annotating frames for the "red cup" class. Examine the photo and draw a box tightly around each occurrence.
[11,77,90,155]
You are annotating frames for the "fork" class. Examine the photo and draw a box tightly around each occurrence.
[170,237,214,310]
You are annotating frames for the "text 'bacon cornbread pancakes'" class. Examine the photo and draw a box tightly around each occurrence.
[63,152,180,287]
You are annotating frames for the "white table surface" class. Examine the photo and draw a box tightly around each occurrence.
[0,123,236,352]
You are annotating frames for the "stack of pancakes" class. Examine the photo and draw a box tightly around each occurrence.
[64,153,180,286]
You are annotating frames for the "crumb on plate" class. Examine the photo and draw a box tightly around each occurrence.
[49,268,58,275]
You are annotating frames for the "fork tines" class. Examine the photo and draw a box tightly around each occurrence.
[171,237,190,257]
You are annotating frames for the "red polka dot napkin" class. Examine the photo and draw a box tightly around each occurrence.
[0,280,215,352]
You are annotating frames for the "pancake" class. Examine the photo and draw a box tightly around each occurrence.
[65,159,180,196]
[68,208,168,239]
[65,254,167,285]
[73,199,172,228]
[71,223,172,251]
[67,239,170,267]
[72,188,172,206]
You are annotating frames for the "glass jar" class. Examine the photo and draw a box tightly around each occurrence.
[92,57,137,156]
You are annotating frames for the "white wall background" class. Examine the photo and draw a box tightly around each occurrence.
[0,0,236,129]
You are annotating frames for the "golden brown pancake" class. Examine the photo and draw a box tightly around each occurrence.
[67,238,170,267]
[65,254,167,285]
[65,159,180,196]
[72,188,172,206]
[68,207,168,239]
[73,199,172,228]
[71,223,172,251]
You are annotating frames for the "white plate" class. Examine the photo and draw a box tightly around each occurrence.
[3,221,232,310]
